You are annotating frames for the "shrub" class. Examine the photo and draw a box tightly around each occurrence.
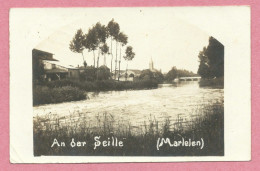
[38,79,159,92]
[80,66,97,81]
[33,86,86,105]
[138,69,164,83]
[97,65,111,80]
[199,77,224,88]
[79,66,111,81]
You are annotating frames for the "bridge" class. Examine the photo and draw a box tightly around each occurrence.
[179,76,201,81]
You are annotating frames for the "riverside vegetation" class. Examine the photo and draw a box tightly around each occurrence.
[197,37,224,88]
[33,101,224,156]
[33,79,159,106]
[199,77,224,88]
[33,86,86,106]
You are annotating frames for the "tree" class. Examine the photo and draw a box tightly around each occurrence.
[79,66,97,81]
[107,19,120,75]
[177,69,197,77]
[153,71,164,83]
[94,22,108,68]
[197,47,211,78]
[165,66,178,82]
[86,22,109,80]
[197,37,224,78]
[97,65,111,80]
[139,69,154,80]
[100,43,109,66]
[129,73,135,78]
[123,46,135,80]
[85,27,98,68]
[85,23,108,69]
[69,29,86,66]
[139,69,164,83]
[117,32,128,81]
[205,37,224,78]
[165,66,196,82]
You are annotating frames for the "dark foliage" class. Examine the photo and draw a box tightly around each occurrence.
[33,86,86,105]
[40,79,159,92]
[199,77,224,88]
[197,37,224,79]
[138,69,164,83]
[165,66,197,82]
[165,67,178,81]
[78,66,111,81]
[97,65,111,81]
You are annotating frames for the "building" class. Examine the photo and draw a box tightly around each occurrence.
[32,49,59,82]
[113,58,160,81]
[33,48,80,81]
[32,48,58,61]
[42,60,69,81]
[119,69,142,81]
[149,58,160,72]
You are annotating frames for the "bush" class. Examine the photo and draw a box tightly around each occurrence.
[33,86,86,105]
[34,80,159,105]
[80,67,97,81]
[199,77,224,88]
[165,66,198,82]
[138,69,164,83]
[97,65,111,80]
[38,79,159,92]
[79,66,111,81]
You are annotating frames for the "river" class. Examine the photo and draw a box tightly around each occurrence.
[33,81,224,133]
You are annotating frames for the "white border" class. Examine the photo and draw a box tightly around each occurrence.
[10,7,251,163]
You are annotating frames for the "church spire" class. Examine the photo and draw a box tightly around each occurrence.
[149,57,154,71]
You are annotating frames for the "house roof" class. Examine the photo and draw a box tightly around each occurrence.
[113,69,141,74]
[128,69,142,74]
[120,69,142,75]
[45,68,68,73]
[77,66,87,70]
[43,60,77,69]
[32,48,58,61]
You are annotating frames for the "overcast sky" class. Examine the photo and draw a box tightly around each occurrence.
[35,8,210,73]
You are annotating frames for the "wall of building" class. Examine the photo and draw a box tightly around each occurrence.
[43,61,68,71]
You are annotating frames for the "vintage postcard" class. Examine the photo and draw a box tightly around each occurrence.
[10,7,250,163]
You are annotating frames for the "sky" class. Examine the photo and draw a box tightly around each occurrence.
[35,8,210,73]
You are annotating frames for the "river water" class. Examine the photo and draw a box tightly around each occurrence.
[33,81,223,133]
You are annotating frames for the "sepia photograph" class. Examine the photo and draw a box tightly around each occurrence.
[9,6,251,163]
[31,8,224,156]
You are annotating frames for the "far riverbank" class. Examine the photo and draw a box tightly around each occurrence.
[33,79,159,106]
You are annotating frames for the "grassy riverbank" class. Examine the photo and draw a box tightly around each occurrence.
[43,79,159,91]
[199,77,224,88]
[33,102,224,156]
[33,86,86,106]
[33,79,159,105]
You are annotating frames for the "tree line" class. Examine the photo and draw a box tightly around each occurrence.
[164,66,198,82]
[69,19,135,81]
[197,36,224,79]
